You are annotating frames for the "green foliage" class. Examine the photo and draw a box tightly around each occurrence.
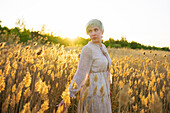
[20,28,32,42]
[0,20,169,51]
[73,37,90,46]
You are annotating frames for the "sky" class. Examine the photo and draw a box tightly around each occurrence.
[0,0,170,47]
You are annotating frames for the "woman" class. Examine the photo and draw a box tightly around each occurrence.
[58,19,112,113]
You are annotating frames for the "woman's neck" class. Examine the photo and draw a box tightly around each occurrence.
[91,41,102,47]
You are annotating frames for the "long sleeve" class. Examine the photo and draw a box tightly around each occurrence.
[69,45,93,98]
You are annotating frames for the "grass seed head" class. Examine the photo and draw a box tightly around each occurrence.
[119,84,129,107]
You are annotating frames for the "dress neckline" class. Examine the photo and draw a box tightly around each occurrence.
[88,41,103,48]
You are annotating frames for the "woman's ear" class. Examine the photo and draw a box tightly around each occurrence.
[102,29,104,34]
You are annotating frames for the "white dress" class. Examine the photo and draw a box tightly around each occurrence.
[69,41,112,113]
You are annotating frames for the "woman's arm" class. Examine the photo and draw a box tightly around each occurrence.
[69,45,93,98]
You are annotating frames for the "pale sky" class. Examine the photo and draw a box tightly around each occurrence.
[0,0,170,47]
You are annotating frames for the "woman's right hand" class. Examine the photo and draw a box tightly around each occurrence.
[56,100,67,113]
[57,100,64,107]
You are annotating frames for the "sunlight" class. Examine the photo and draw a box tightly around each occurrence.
[0,0,170,47]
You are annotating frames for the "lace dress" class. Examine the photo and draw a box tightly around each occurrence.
[69,41,112,113]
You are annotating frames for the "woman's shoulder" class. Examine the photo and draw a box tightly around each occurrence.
[102,43,107,48]
[81,43,92,53]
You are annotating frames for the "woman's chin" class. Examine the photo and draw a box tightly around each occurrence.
[92,40,97,43]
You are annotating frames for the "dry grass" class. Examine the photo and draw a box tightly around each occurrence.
[0,33,170,113]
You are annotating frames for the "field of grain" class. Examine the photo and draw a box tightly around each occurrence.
[0,35,169,113]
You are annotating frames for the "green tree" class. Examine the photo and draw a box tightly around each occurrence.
[120,36,128,47]
[130,41,138,49]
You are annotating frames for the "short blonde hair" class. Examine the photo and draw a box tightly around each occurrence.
[86,19,104,35]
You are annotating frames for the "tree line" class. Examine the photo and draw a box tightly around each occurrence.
[0,20,169,51]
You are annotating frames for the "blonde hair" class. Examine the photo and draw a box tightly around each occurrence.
[86,19,104,35]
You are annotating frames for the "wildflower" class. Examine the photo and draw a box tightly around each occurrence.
[18,57,22,62]
[10,94,15,108]
[35,78,42,92]
[51,72,54,81]
[130,67,134,72]
[157,78,160,84]
[37,72,40,78]
[16,90,22,104]
[40,99,49,112]
[110,68,114,74]
[160,73,165,79]
[56,83,59,88]
[37,49,43,56]
[128,88,133,96]
[147,92,151,101]
[0,74,5,92]
[11,69,16,80]
[61,88,71,107]
[12,84,16,93]
[14,52,19,58]
[24,87,31,100]
[131,96,135,104]
[25,46,30,50]
[141,95,145,105]
[119,80,123,88]
[8,52,13,58]
[0,59,3,66]
[33,42,37,46]
[47,70,51,75]
[163,54,166,57]
[41,82,49,96]
[4,60,11,75]
[20,102,31,113]
[138,79,141,84]
[12,60,18,69]
[0,42,6,48]
[160,91,163,99]
[132,104,137,112]
[23,71,32,88]
[30,65,36,72]
[72,81,78,89]
[144,97,148,107]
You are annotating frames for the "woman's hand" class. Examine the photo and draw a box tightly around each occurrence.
[56,100,67,113]
[57,100,64,107]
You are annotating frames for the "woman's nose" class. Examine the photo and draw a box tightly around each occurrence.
[92,30,96,35]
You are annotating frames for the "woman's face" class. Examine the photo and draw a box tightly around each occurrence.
[88,26,104,44]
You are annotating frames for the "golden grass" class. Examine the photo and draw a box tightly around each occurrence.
[0,34,169,113]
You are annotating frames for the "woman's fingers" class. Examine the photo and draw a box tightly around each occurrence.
[56,100,64,107]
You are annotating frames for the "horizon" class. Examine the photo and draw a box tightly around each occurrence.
[0,0,170,48]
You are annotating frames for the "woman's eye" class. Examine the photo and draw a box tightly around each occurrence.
[94,29,98,32]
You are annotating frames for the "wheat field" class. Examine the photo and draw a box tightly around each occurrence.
[0,34,170,113]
